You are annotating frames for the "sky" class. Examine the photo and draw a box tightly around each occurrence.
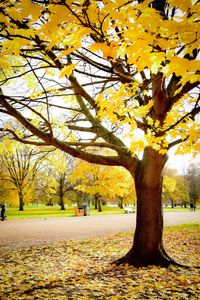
[166,148,200,174]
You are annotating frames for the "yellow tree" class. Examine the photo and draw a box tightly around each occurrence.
[172,175,190,207]
[46,150,74,210]
[162,174,176,206]
[0,140,49,210]
[0,0,199,266]
[69,159,135,210]
[0,158,18,206]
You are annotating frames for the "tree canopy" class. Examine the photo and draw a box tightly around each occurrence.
[0,0,199,162]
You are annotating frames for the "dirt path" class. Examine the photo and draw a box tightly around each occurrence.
[0,212,199,251]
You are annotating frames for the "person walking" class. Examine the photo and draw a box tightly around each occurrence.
[1,202,6,221]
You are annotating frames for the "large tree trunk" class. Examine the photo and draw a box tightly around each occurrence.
[116,148,174,267]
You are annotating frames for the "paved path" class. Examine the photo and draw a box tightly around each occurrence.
[0,212,199,251]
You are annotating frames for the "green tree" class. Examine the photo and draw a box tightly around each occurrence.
[0,0,199,266]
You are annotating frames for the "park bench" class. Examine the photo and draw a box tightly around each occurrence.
[124,207,135,213]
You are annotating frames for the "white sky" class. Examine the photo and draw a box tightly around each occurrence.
[166,148,200,174]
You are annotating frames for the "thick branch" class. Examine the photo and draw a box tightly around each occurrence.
[0,89,128,166]
[0,128,49,146]
[173,81,200,104]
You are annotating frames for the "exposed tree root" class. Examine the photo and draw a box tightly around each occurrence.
[112,248,192,268]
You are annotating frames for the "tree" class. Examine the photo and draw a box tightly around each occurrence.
[69,159,136,211]
[0,141,49,210]
[169,175,190,207]
[47,150,74,210]
[0,0,199,266]
[0,158,18,206]
[162,174,176,207]
[186,163,200,208]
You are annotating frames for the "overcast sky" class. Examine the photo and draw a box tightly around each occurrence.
[166,148,200,174]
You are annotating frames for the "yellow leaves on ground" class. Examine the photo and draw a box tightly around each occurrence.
[0,224,199,299]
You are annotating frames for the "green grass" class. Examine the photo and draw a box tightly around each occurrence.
[7,206,74,219]
[166,222,200,231]
[5,205,198,219]
[163,206,198,212]
[6,205,126,219]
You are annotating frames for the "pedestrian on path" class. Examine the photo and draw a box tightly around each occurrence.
[1,202,6,221]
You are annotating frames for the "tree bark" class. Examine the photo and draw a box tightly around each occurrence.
[97,196,102,212]
[118,196,124,209]
[18,189,24,211]
[94,194,98,209]
[60,193,65,210]
[171,199,174,208]
[115,148,174,267]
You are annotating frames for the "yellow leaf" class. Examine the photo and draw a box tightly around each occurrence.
[59,64,76,78]
[89,43,114,58]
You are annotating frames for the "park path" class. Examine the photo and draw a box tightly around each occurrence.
[0,211,199,251]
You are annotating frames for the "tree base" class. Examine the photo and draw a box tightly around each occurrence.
[112,248,190,268]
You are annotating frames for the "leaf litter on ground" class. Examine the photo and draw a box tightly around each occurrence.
[0,223,199,299]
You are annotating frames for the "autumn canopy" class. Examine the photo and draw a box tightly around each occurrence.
[0,0,199,266]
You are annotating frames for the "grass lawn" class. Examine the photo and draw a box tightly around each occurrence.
[0,223,199,299]
[6,205,198,219]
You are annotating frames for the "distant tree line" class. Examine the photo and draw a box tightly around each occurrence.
[0,141,199,211]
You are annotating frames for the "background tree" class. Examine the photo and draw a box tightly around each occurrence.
[0,141,49,210]
[170,176,190,208]
[163,167,191,208]
[33,168,57,206]
[186,163,200,208]
[0,158,18,206]
[162,174,176,207]
[0,0,199,266]
[46,150,74,210]
[69,159,136,211]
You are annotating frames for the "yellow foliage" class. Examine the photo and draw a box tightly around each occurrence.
[59,64,76,78]
[89,43,118,59]
[69,160,135,201]
[163,176,176,193]
[168,0,193,12]
[0,0,199,160]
